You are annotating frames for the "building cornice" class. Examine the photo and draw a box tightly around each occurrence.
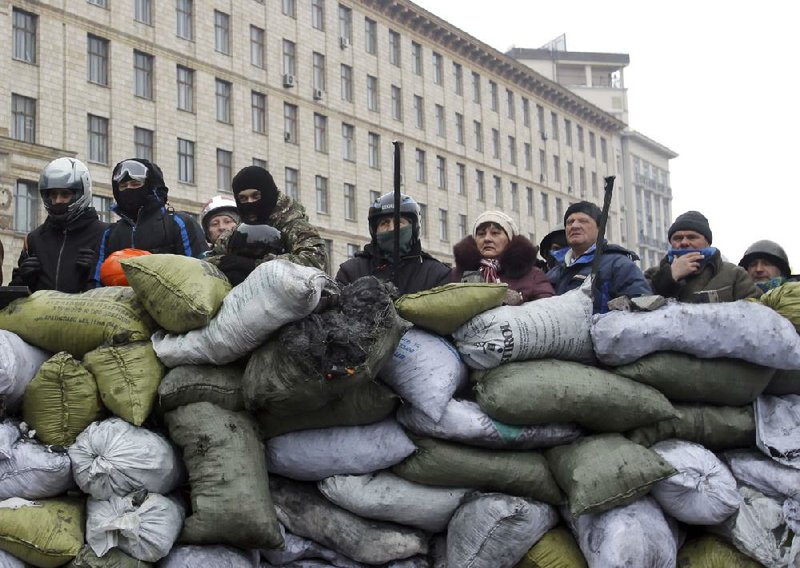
[622,130,678,159]
[506,47,630,67]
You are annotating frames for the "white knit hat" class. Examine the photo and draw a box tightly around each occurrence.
[473,210,518,239]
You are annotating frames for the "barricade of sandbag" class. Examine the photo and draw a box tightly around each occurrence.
[723,448,800,500]
[0,427,74,500]
[261,525,366,568]
[67,546,151,567]
[158,545,256,568]
[514,526,586,568]
[754,393,800,469]
[765,368,800,395]
[0,330,50,416]
[156,364,245,414]
[677,534,763,568]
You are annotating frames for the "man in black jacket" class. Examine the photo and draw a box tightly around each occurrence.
[336,192,450,295]
[11,157,108,293]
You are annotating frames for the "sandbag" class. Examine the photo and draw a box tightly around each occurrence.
[266,418,415,481]
[723,448,800,499]
[514,526,587,568]
[318,472,470,533]
[392,437,562,504]
[156,364,244,414]
[256,381,398,439]
[592,299,800,369]
[395,282,507,336]
[69,418,183,500]
[397,398,581,450]
[447,493,558,568]
[677,534,765,568]
[157,545,256,568]
[613,352,774,406]
[68,545,151,567]
[0,438,74,500]
[0,330,50,416]
[546,433,676,517]
[0,420,19,460]
[0,496,85,568]
[453,283,594,370]
[475,360,676,432]
[759,281,800,332]
[23,352,103,447]
[261,525,365,568]
[152,260,329,366]
[627,404,755,450]
[0,287,154,358]
[83,342,164,426]
[86,492,184,563]
[0,550,25,568]
[650,439,740,525]
[378,327,468,422]
[754,394,800,469]
[566,497,677,568]
[164,402,282,549]
[121,254,231,333]
[764,368,800,395]
[269,476,428,565]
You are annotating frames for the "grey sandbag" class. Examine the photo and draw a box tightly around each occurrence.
[764,368,800,395]
[754,394,800,469]
[318,472,470,533]
[627,404,756,450]
[256,380,398,439]
[269,476,429,565]
[397,398,581,450]
[0,330,50,416]
[0,437,74,499]
[0,420,19,460]
[0,550,25,568]
[68,544,151,567]
[546,433,676,517]
[447,493,558,568]
[261,525,365,568]
[156,364,244,413]
[613,351,774,405]
[475,359,676,432]
[164,402,282,549]
[392,436,561,504]
[723,449,800,499]
[157,545,257,568]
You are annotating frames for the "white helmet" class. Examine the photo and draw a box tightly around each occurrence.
[39,157,93,224]
[201,195,240,238]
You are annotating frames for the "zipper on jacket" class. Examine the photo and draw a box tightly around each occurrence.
[54,228,68,290]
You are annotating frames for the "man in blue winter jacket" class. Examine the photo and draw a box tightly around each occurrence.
[547,201,651,312]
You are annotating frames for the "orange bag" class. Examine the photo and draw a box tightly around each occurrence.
[100,248,151,286]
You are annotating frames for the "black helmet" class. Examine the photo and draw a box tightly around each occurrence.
[39,157,93,224]
[112,158,168,202]
[226,223,284,258]
[739,240,791,277]
[367,193,421,241]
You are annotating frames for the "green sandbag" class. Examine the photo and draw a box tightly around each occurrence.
[0,496,85,568]
[677,535,763,568]
[83,342,164,426]
[515,526,587,568]
[627,404,756,450]
[391,436,562,504]
[157,364,245,414]
[475,359,676,432]
[759,281,800,332]
[0,287,155,358]
[121,254,231,334]
[164,402,283,549]
[394,282,507,336]
[614,351,774,406]
[546,433,676,517]
[256,380,399,438]
[764,368,800,395]
[23,352,104,446]
[68,545,151,567]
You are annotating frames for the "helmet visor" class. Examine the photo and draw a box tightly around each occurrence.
[113,160,149,184]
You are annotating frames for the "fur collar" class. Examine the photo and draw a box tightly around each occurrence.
[453,235,539,279]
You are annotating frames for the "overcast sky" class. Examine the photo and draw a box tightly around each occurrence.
[413,0,799,270]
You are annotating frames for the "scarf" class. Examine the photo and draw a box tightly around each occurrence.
[757,276,788,293]
[479,258,501,283]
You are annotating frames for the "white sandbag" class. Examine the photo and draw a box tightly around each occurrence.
[266,418,415,481]
[318,472,470,533]
[754,394,800,469]
[0,420,20,460]
[592,300,800,368]
[262,525,365,568]
[69,418,184,499]
[86,492,184,562]
[0,438,74,499]
[723,449,800,499]
[152,260,330,366]
[158,545,258,568]
[453,283,594,370]
[0,550,25,568]
[649,439,740,525]
[397,398,582,450]
[566,497,677,568]
[0,330,50,415]
[447,493,558,568]
[378,328,468,422]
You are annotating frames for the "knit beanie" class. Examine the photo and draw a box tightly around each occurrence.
[668,211,712,244]
[473,210,518,239]
[563,201,601,226]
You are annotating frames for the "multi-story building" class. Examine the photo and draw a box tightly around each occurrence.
[1,0,626,282]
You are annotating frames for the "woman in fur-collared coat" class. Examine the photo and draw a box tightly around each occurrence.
[451,210,554,305]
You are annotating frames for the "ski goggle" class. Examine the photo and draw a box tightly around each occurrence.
[113,160,149,184]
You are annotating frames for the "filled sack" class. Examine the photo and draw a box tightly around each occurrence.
[0,437,74,500]
[514,526,587,568]
[723,448,800,499]
[0,420,20,460]
[68,545,151,567]
[764,369,800,395]
[156,364,244,414]
[754,394,800,469]
[261,526,365,568]
[627,404,755,450]
[0,549,25,568]
[0,330,50,416]
[158,545,256,568]
[677,535,763,568]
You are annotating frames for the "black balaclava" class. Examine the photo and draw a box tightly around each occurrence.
[112,158,168,218]
[231,166,279,224]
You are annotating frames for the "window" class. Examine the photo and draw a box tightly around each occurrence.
[564,119,572,147]
[472,72,481,103]
[601,137,608,163]
[432,52,443,84]
[88,0,107,6]
[312,52,326,91]
[510,182,519,212]
[456,163,465,195]
[283,40,296,76]
[285,167,299,200]
[314,113,328,153]
[315,176,329,213]
[436,156,447,190]
[592,171,599,197]
[419,203,428,237]
[311,0,324,30]
[176,0,193,40]
[217,149,232,191]
[338,4,352,42]
[458,214,468,239]
[282,0,296,18]
[524,143,532,171]
[475,169,485,201]
[369,190,380,205]
[540,192,549,221]
[553,155,561,183]
[342,123,355,161]
[411,42,422,75]
[522,97,530,127]
[489,81,498,111]
[135,0,152,24]
[343,183,356,221]
[506,89,515,119]
[87,34,109,85]
[508,136,517,166]
[491,129,499,159]
[539,149,547,179]
[367,75,379,111]
[214,11,230,55]
[92,195,113,224]
[579,166,586,195]
[134,127,154,161]
[537,104,545,134]
[252,91,266,133]
[12,9,37,64]
[86,114,108,163]
[526,187,534,216]
[577,125,584,152]
[550,112,559,141]
[250,26,265,68]
[473,121,483,152]
[589,131,596,158]
[323,239,334,274]
[455,113,464,145]
[493,175,502,207]
[567,161,575,190]
[389,30,401,66]
[13,181,38,232]
[176,65,194,112]
[554,198,564,224]
[453,63,463,95]
[177,138,194,182]
[340,64,353,102]
[347,243,359,257]
[364,18,377,54]
[391,85,402,121]
[215,79,232,123]
[438,209,449,241]
[368,132,380,169]
[413,95,424,129]
[435,105,445,137]
[415,149,426,183]
[284,103,298,143]
[133,51,154,100]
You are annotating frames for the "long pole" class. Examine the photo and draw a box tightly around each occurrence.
[392,140,402,269]
[591,175,616,303]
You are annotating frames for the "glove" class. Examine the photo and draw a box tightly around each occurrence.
[218,255,257,287]
[18,256,41,286]
[503,288,524,306]
[75,248,96,273]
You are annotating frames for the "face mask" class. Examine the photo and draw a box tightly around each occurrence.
[376,224,414,257]
[115,188,151,216]
[47,203,69,218]
[237,200,270,225]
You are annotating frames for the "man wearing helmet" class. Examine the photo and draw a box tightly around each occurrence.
[739,240,795,292]
[200,195,240,245]
[10,157,108,293]
[336,192,450,295]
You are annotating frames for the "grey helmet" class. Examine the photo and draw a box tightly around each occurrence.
[39,157,93,224]
[367,192,421,242]
[739,239,791,277]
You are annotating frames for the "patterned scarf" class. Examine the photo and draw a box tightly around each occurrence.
[479,258,501,283]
